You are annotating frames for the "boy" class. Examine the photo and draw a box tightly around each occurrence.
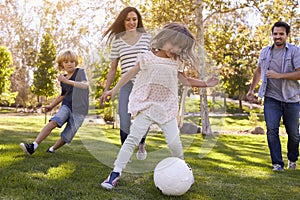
[20,49,89,155]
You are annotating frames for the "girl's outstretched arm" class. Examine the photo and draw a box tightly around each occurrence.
[178,72,219,87]
[100,63,140,106]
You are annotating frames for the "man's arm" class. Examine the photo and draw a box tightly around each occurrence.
[266,68,300,80]
[247,66,262,102]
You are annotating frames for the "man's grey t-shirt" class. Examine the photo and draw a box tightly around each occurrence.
[265,48,284,101]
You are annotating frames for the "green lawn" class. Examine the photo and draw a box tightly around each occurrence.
[1,113,300,199]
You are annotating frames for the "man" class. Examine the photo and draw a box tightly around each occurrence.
[247,21,300,171]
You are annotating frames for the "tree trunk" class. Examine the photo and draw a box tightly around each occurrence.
[200,88,212,135]
[223,92,227,111]
[44,96,47,124]
[239,93,243,113]
[178,86,188,128]
[195,0,212,135]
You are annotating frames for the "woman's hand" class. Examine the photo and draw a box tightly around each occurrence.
[100,89,115,107]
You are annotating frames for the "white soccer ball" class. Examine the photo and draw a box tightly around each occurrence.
[153,157,194,196]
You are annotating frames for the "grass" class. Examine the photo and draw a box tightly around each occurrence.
[1,112,300,199]
[184,96,263,114]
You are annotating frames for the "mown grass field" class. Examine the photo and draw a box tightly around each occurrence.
[1,110,300,200]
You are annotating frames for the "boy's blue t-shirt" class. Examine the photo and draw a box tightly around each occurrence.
[61,68,89,115]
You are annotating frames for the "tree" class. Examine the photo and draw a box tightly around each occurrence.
[0,1,40,107]
[194,0,214,135]
[0,0,110,107]
[0,46,13,94]
[0,46,17,105]
[204,12,261,112]
[31,33,57,104]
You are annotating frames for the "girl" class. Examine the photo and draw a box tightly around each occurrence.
[100,22,219,189]
[101,7,151,160]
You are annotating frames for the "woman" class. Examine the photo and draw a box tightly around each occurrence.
[101,7,151,160]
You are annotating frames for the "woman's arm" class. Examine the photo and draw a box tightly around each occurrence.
[104,59,119,91]
[100,63,140,105]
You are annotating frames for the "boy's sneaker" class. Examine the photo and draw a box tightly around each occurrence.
[272,164,284,171]
[101,171,121,190]
[20,143,35,155]
[287,160,297,170]
[46,148,55,153]
[136,143,147,160]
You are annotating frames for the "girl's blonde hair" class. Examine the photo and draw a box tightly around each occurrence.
[55,49,79,71]
[151,22,199,67]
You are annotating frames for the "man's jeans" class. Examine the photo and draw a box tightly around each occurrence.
[264,97,300,167]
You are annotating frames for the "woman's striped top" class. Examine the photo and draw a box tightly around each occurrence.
[110,33,151,76]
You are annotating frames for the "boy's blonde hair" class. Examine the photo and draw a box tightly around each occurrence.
[55,49,79,71]
[151,22,199,67]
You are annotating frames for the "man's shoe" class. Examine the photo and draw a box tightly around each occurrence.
[272,164,284,171]
[136,143,147,160]
[101,171,121,190]
[287,160,296,170]
[20,143,35,155]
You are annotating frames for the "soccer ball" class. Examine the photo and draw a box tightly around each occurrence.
[153,157,194,196]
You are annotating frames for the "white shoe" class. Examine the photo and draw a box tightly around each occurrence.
[136,143,147,160]
[272,164,284,171]
[287,160,296,170]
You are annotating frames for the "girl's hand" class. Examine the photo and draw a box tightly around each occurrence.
[205,77,219,87]
[100,89,115,107]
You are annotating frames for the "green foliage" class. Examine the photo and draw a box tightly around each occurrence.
[0,46,12,92]
[0,46,17,105]
[0,46,13,94]
[205,17,262,112]
[31,33,57,100]
[248,111,259,126]
[256,0,300,46]
[141,0,197,33]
